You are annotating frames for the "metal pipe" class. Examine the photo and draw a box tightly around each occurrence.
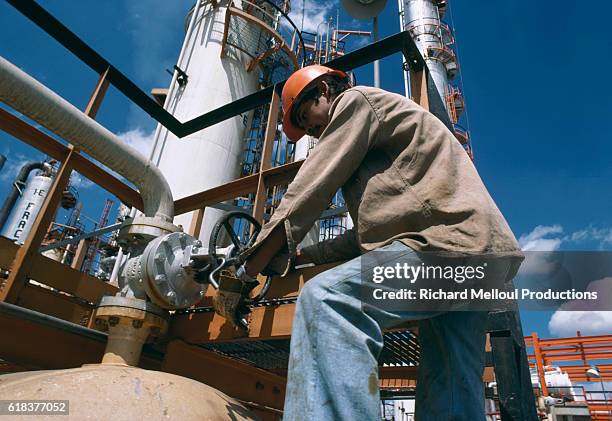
[0,56,174,221]
[0,161,46,231]
[402,0,454,109]
[373,16,380,88]
[397,0,410,97]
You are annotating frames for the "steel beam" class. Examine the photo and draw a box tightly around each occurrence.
[39,221,124,252]
[8,0,449,137]
[5,0,181,134]
[1,231,117,303]
[253,89,281,224]
[174,161,303,216]
[488,310,539,421]
[84,67,110,118]
[69,238,89,271]
[17,282,93,327]
[0,301,161,370]
[410,69,429,110]
[1,148,76,303]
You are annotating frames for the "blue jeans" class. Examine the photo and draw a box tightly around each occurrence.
[283,241,489,421]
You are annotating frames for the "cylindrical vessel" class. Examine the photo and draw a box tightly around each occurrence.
[0,365,258,420]
[403,0,457,107]
[1,175,52,244]
[151,0,263,241]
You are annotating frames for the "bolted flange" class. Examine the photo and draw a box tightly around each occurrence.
[94,296,168,366]
[140,232,206,310]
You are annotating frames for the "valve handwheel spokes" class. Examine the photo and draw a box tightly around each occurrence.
[208,211,262,287]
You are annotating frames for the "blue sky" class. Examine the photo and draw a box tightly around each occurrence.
[1,1,611,338]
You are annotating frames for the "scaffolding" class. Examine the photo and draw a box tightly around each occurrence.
[0,2,577,420]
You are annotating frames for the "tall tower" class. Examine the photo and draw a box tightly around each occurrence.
[151,0,299,241]
[399,0,472,157]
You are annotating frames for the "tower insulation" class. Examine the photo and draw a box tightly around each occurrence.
[401,0,471,157]
[151,0,263,241]
[402,0,457,111]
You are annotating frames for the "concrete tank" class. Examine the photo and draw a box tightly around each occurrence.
[151,0,263,241]
[0,364,259,420]
[1,174,52,244]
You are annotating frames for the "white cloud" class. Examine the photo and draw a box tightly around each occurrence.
[117,128,156,157]
[548,311,612,337]
[519,224,564,251]
[519,225,612,337]
[567,227,612,245]
[69,172,94,190]
[289,0,336,34]
[519,224,612,251]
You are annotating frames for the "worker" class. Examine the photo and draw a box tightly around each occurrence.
[213,65,524,420]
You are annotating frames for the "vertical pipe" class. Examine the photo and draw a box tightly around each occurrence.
[373,17,380,88]
[325,18,331,63]
[397,0,410,97]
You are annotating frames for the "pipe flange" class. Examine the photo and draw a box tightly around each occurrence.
[141,232,206,310]
[98,295,167,317]
[95,296,168,340]
[117,216,180,249]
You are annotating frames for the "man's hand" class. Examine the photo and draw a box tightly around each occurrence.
[262,253,291,276]
[212,266,259,331]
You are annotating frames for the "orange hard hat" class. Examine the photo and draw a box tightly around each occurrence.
[281,65,348,142]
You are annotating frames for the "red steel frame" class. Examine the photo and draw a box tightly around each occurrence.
[526,332,612,420]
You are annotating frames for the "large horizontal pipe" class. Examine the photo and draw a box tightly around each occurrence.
[0,56,174,221]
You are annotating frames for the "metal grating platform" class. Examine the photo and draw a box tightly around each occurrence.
[198,329,420,371]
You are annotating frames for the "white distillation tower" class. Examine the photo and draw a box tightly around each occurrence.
[401,0,457,111]
[151,0,268,242]
[400,0,470,153]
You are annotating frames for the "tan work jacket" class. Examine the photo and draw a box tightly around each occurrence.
[249,86,523,271]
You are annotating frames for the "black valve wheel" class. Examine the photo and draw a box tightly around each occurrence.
[208,211,261,273]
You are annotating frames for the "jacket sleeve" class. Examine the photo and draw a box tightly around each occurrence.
[300,228,361,264]
[245,89,381,274]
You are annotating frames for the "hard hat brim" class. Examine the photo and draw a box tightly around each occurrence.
[281,68,347,143]
[283,108,306,143]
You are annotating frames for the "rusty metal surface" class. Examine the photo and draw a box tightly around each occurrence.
[0,302,162,371]
[0,236,118,303]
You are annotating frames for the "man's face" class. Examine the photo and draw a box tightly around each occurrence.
[293,81,332,139]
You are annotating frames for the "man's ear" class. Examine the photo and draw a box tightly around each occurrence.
[319,80,331,101]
